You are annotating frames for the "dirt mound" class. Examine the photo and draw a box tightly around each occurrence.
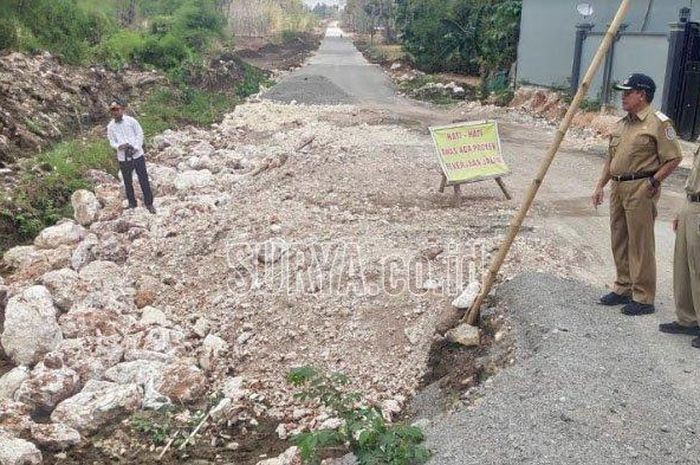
[236,33,322,71]
[0,51,162,164]
[187,53,251,92]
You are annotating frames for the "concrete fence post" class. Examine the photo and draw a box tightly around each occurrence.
[571,23,594,94]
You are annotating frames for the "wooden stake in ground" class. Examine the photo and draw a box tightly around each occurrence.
[464,0,632,326]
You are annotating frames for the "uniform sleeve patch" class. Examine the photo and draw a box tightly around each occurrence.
[656,111,671,122]
[666,126,677,141]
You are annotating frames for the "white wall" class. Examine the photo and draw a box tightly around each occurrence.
[518,0,694,90]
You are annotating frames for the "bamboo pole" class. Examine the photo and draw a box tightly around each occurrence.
[464,0,632,326]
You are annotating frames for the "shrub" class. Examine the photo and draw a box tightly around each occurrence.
[0,18,18,51]
[149,15,176,36]
[138,33,192,70]
[288,367,430,465]
[17,0,93,63]
[171,0,225,53]
[396,0,522,77]
[235,62,269,98]
[82,10,117,46]
[15,25,41,54]
[0,138,115,254]
[94,29,145,69]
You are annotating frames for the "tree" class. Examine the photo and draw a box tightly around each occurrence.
[343,0,395,42]
[395,0,522,77]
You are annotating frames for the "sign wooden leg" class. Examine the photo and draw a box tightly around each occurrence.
[495,177,512,200]
[453,183,462,199]
[439,174,447,193]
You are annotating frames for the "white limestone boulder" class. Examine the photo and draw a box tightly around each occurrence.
[40,268,87,312]
[174,170,213,191]
[71,189,100,226]
[1,286,63,366]
[0,367,30,401]
[0,431,42,465]
[51,380,143,433]
[14,362,81,412]
[34,220,85,250]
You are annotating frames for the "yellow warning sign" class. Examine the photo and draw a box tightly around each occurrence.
[430,120,509,185]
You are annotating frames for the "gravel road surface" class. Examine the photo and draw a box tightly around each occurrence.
[422,272,700,465]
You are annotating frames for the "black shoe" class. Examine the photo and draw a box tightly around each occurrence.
[659,321,700,336]
[621,301,655,316]
[692,336,700,349]
[599,292,631,306]
[146,205,157,215]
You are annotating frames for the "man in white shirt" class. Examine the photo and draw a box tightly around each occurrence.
[107,99,156,214]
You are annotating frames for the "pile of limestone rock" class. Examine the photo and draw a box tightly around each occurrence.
[0,100,439,465]
[0,51,161,163]
[0,105,307,465]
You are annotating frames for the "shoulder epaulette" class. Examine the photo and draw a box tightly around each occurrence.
[655,110,670,122]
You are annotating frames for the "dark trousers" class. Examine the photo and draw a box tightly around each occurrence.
[119,156,154,207]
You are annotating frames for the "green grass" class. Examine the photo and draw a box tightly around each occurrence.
[0,61,270,254]
[34,138,117,179]
[138,63,270,136]
[0,139,115,252]
[138,88,233,136]
[23,118,45,136]
[366,44,406,64]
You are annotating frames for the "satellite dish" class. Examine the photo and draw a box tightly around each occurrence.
[577,2,594,18]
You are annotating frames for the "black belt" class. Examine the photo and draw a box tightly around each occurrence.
[611,171,656,182]
[688,193,700,203]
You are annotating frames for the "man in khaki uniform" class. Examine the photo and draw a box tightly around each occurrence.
[592,74,683,316]
[660,146,700,348]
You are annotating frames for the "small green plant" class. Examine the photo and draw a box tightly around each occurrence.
[492,89,514,107]
[93,29,145,70]
[288,367,430,465]
[24,118,45,136]
[579,98,602,112]
[563,93,603,113]
[131,414,172,445]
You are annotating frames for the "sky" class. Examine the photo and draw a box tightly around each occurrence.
[302,0,345,7]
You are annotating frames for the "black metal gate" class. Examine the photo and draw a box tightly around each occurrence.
[662,10,700,141]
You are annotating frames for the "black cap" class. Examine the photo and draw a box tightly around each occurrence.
[109,97,127,109]
[613,73,656,94]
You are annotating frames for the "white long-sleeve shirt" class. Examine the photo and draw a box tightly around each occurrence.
[107,115,145,162]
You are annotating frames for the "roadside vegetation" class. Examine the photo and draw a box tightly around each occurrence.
[345,0,521,106]
[288,367,430,465]
[0,0,311,254]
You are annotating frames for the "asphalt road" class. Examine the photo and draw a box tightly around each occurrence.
[263,25,397,105]
[422,272,700,465]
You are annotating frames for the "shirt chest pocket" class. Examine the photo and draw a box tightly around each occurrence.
[631,134,655,152]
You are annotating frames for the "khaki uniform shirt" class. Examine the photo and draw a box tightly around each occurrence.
[686,146,700,195]
[609,106,682,176]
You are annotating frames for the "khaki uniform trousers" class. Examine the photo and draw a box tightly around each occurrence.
[674,201,700,326]
[610,179,659,305]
